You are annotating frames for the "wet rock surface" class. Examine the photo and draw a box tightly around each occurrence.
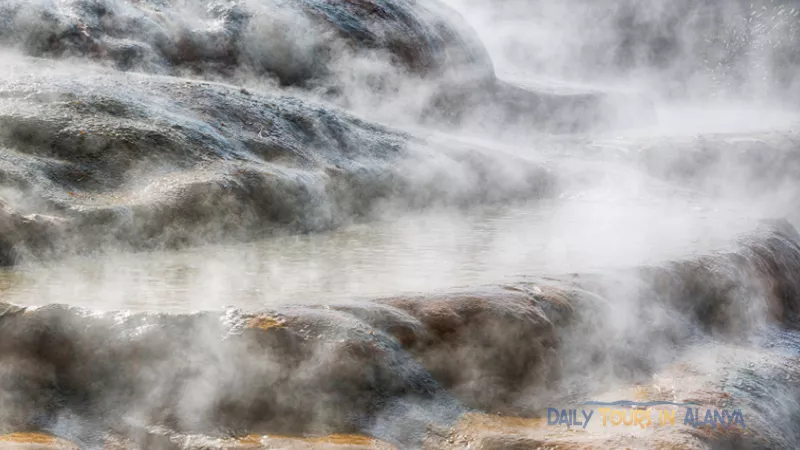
[0,0,799,448]
[0,221,799,448]
[0,56,557,263]
[0,0,491,83]
[435,343,800,449]
[0,0,629,133]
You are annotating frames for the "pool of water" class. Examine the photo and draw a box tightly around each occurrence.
[0,195,758,312]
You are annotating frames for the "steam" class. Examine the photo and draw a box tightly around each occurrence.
[0,0,799,448]
[443,0,800,100]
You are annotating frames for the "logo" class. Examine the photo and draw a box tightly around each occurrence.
[547,386,745,430]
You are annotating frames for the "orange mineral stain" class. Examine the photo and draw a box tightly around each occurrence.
[0,433,78,449]
[245,315,286,331]
[305,434,376,445]
[236,433,387,447]
[459,413,550,431]
[0,433,58,444]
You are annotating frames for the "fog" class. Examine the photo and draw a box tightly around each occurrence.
[0,0,800,448]
[445,0,800,98]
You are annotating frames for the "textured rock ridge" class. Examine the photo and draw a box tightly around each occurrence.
[1,221,799,448]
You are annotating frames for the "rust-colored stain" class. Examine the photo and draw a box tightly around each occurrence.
[235,435,264,445]
[0,433,58,444]
[690,423,749,441]
[245,315,287,331]
[304,434,376,445]
[236,433,385,447]
[459,413,550,431]
[0,432,79,448]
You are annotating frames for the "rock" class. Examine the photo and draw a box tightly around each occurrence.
[423,77,651,134]
[0,56,555,262]
[0,0,634,133]
[429,342,800,449]
[0,223,799,446]
[0,0,492,84]
[105,432,397,450]
[0,303,462,447]
[379,288,561,412]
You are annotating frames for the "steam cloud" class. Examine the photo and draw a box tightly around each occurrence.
[0,0,798,449]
